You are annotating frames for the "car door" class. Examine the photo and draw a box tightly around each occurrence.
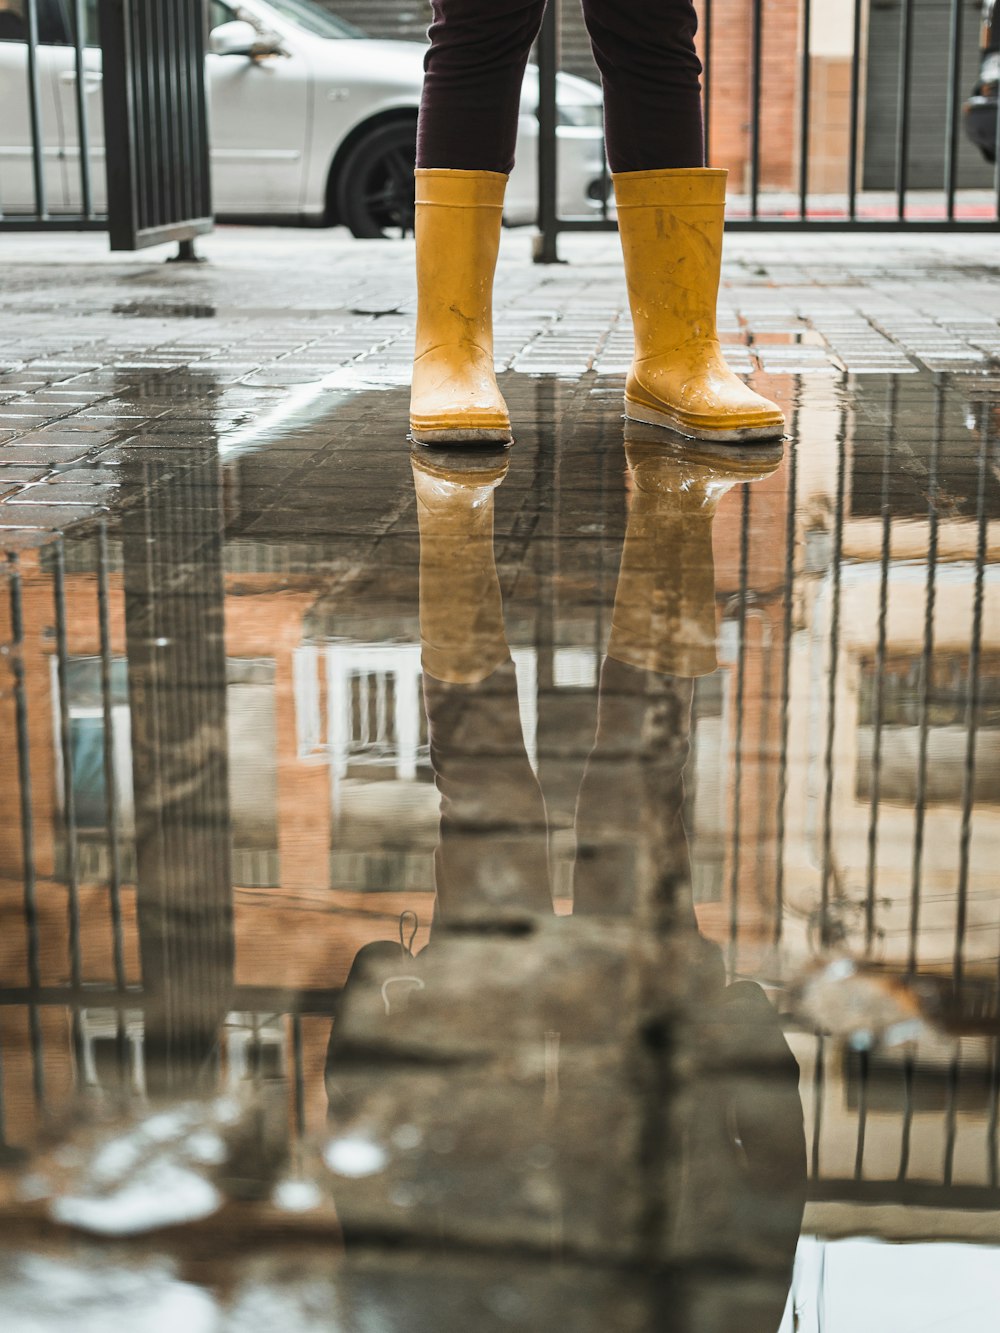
[0,0,71,214]
[205,0,310,216]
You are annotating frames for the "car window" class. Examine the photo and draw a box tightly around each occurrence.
[0,0,70,44]
[261,0,365,39]
[209,1,237,30]
[0,0,26,42]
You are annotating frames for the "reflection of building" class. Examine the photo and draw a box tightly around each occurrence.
[780,379,1000,990]
[1,371,999,1239]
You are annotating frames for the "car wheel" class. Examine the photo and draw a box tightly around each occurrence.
[336,120,417,240]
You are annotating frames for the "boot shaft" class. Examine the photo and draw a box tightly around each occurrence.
[413,169,508,362]
[612,168,729,357]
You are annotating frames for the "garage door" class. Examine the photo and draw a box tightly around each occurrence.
[863,0,991,189]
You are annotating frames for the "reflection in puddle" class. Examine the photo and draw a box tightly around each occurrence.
[1,367,1000,1327]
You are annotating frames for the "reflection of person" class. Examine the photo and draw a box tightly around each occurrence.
[409,1,784,447]
[328,437,804,1324]
[0,1,26,42]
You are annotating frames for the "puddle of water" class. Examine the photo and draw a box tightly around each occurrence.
[1,368,999,1327]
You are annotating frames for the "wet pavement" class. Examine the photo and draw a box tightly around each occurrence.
[1,230,1000,1329]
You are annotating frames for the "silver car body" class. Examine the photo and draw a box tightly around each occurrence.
[0,0,606,227]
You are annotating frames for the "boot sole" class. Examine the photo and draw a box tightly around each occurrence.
[411,426,513,447]
[624,398,785,444]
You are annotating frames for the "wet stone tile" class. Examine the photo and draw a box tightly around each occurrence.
[0,233,999,1329]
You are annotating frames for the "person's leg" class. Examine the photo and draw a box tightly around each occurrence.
[573,658,695,925]
[411,2,546,446]
[572,430,783,924]
[582,0,785,444]
[426,667,552,922]
[413,451,552,921]
[417,0,547,173]
[581,0,704,172]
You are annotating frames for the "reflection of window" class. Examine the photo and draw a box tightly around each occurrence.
[56,657,134,836]
[80,1008,145,1094]
[856,655,1000,804]
[224,1012,285,1087]
[227,659,278,853]
[689,671,728,904]
[57,657,279,881]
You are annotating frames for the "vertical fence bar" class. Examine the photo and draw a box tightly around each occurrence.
[749,0,763,219]
[727,484,752,974]
[52,544,86,1083]
[854,1048,869,1179]
[534,0,561,264]
[819,429,846,942]
[0,1043,8,1157]
[292,1012,306,1137]
[907,390,941,979]
[702,0,712,161]
[7,555,46,1107]
[96,526,129,1083]
[943,0,964,222]
[798,0,812,219]
[811,1034,825,1179]
[97,526,126,991]
[847,0,863,220]
[943,1049,960,1185]
[24,0,48,219]
[72,0,94,218]
[953,405,989,989]
[163,0,178,226]
[864,382,896,954]
[774,418,799,951]
[898,1049,915,1179]
[988,1037,999,1189]
[895,0,915,222]
[152,0,169,228]
[179,0,195,221]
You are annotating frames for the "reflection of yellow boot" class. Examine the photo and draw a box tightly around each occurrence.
[614,169,785,444]
[608,428,783,677]
[412,448,511,684]
[409,170,513,447]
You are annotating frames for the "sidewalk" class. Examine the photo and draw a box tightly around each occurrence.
[2,226,999,540]
[2,224,1000,1321]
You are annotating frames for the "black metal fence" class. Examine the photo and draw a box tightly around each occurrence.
[535,0,1000,260]
[0,0,211,250]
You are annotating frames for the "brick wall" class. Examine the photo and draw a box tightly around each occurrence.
[699,0,803,191]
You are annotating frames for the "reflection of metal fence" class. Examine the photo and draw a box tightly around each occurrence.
[804,1031,1000,1206]
[0,0,211,251]
[1,383,998,1203]
[535,0,1000,262]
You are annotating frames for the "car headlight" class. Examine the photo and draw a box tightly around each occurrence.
[556,103,604,129]
[982,49,1000,84]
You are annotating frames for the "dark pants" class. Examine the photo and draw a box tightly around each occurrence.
[416,0,704,175]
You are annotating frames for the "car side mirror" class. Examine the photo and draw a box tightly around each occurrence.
[209,20,282,59]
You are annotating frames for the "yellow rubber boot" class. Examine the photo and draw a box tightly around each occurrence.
[410,170,513,447]
[608,425,783,677]
[613,169,785,444]
[412,449,511,684]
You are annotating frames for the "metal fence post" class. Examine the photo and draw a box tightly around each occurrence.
[533,0,562,264]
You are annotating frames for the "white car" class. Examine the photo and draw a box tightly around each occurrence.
[0,0,608,237]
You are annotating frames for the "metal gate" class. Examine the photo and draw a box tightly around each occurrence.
[536,0,1000,261]
[0,0,211,251]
